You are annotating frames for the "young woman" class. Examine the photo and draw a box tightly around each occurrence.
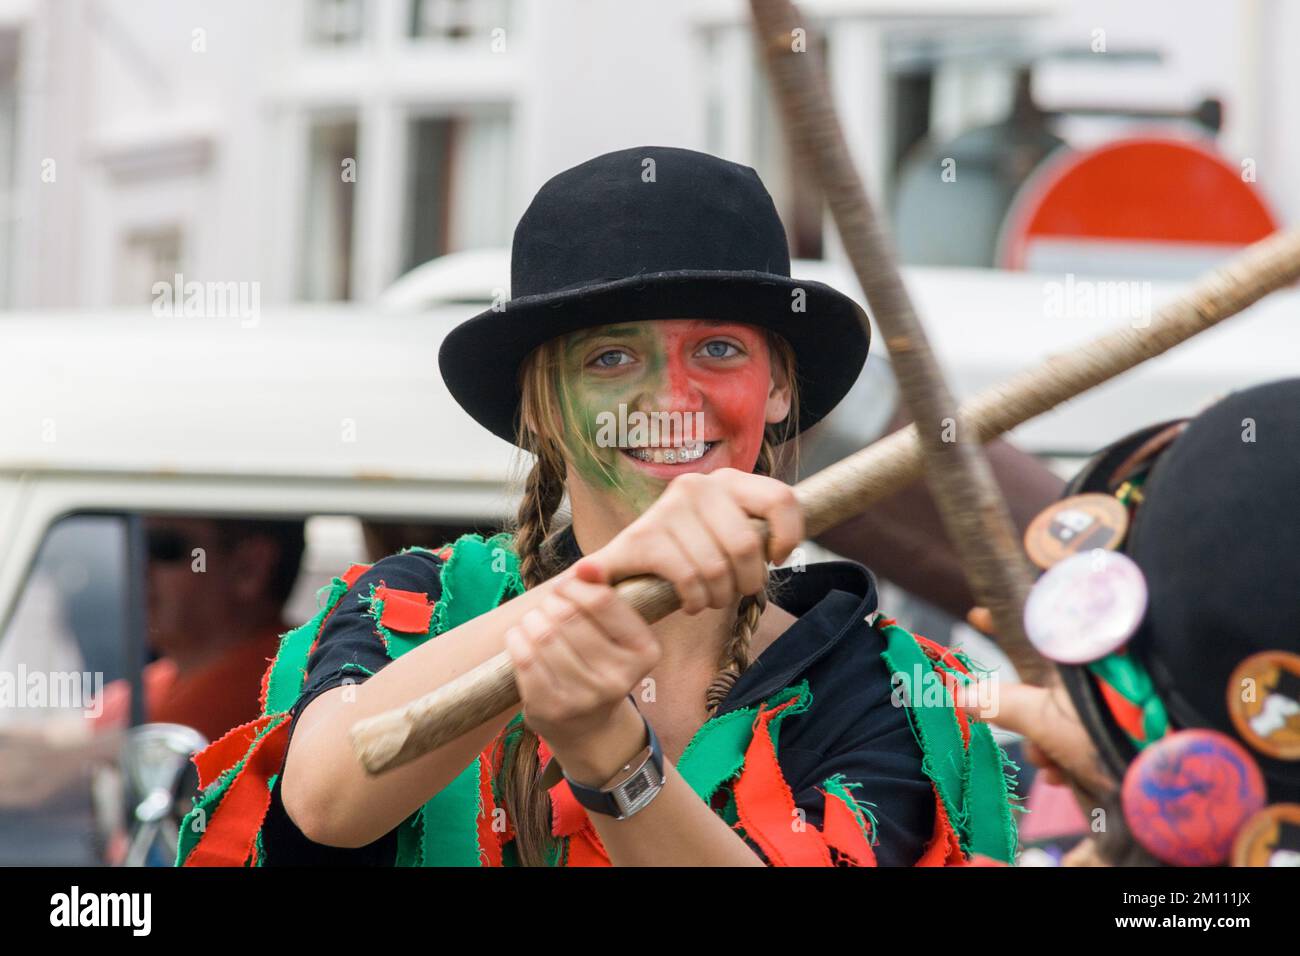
[178,146,1017,867]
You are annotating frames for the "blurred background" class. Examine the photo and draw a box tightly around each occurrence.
[0,0,1297,865]
[2,0,1298,306]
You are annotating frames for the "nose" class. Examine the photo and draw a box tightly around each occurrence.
[650,352,703,410]
[636,351,704,444]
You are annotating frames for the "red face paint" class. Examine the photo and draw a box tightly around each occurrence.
[650,321,773,476]
[556,319,785,515]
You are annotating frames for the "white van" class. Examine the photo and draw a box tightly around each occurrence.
[1,256,1294,864]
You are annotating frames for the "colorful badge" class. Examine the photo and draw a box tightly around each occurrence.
[1227,651,1300,761]
[1123,729,1267,866]
[1024,494,1129,570]
[1023,550,1147,664]
[1231,804,1300,867]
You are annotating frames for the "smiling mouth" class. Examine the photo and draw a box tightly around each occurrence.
[620,440,715,465]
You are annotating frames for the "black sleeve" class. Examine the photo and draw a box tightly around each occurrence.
[777,634,936,867]
[261,550,446,866]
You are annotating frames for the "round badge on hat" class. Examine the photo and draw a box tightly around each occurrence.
[1231,804,1300,867]
[1024,494,1129,570]
[1123,729,1267,866]
[1226,651,1300,761]
[1023,550,1147,664]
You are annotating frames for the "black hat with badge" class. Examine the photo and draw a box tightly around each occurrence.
[437,145,871,446]
[1035,379,1300,802]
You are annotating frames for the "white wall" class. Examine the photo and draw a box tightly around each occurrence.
[2,0,1296,309]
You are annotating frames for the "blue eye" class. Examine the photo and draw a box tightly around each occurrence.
[699,340,740,359]
[593,349,631,368]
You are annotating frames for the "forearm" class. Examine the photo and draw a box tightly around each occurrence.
[554,702,764,867]
[282,568,574,847]
[588,763,766,866]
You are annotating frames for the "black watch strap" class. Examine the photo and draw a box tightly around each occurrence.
[563,705,665,819]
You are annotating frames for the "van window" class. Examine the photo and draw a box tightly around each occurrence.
[0,510,494,864]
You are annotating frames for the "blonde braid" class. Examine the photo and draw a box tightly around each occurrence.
[498,342,578,867]
[514,448,567,588]
[499,448,570,868]
[704,428,785,716]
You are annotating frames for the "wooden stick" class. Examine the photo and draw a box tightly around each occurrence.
[349,225,1300,776]
[750,0,1043,684]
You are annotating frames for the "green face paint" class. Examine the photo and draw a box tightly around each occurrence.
[554,326,665,514]
[552,319,778,518]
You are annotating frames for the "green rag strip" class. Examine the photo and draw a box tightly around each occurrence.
[415,758,485,866]
[821,773,879,845]
[877,622,1018,863]
[676,683,809,804]
[386,533,523,865]
[880,624,967,841]
[963,721,1020,861]
[264,576,351,715]
[1087,652,1170,747]
[677,703,758,802]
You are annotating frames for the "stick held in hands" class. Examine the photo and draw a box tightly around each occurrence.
[352,222,1300,775]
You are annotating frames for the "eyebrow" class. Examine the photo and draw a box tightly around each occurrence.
[565,320,756,355]
[565,325,646,350]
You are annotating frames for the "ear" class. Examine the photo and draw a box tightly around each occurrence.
[764,355,793,426]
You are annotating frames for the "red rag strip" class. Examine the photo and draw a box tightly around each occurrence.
[535,736,612,865]
[1096,677,1147,743]
[915,784,966,866]
[821,790,878,866]
[256,655,275,714]
[184,718,290,867]
[733,697,834,866]
[374,585,434,634]
[914,633,971,676]
[341,563,372,587]
[564,829,611,867]
[193,714,276,790]
[476,746,504,867]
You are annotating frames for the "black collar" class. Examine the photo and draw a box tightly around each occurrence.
[546,525,879,718]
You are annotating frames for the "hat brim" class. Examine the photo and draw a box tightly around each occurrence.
[438,270,871,446]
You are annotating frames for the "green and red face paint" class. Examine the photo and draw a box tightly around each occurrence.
[553,319,784,514]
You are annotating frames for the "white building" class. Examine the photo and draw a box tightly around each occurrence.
[1,0,1296,310]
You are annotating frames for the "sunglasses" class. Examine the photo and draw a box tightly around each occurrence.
[146,529,195,564]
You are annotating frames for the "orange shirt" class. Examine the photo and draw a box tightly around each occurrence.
[94,632,281,743]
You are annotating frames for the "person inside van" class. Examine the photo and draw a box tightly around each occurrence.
[94,516,306,742]
[0,516,304,829]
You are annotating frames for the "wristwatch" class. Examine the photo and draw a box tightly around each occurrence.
[562,707,666,820]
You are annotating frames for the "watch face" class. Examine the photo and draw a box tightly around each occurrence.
[623,773,652,803]
[613,767,663,818]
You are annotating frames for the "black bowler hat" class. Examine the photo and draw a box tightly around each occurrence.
[438,146,871,446]
[1057,378,1300,802]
